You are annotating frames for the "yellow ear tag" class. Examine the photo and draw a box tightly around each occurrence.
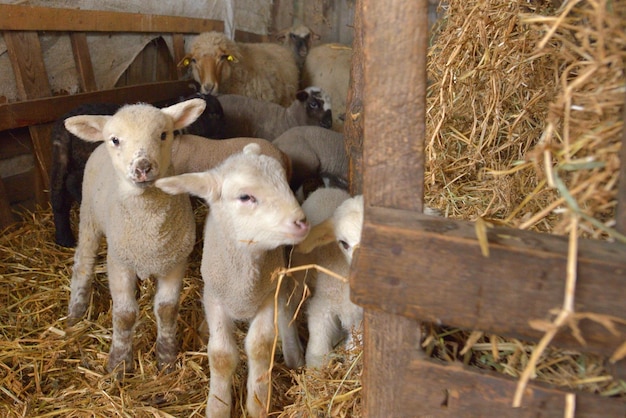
[182,58,191,67]
[227,55,235,62]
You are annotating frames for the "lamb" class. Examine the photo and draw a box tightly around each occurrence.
[294,189,364,368]
[217,86,332,140]
[271,126,348,194]
[65,98,206,374]
[272,24,318,71]
[182,31,299,107]
[301,43,352,132]
[155,143,309,418]
[50,93,225,247]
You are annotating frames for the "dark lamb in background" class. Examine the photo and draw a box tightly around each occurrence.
[50,93,225,247]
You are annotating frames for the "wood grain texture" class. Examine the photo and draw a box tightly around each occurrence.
[616,97,626,234]
[402,357,626,417]
[0,80,198,131]
[0,4,223,33]
[344,0,364,196]
[352,207,626,359]
[70,32,98,92]
[361,0,428,211]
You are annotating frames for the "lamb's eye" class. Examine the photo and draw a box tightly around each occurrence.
[160,132,167,141]
[308,101,319,109]
[111,137,120,146]
[239,194,257,203]
[338,240,350,250]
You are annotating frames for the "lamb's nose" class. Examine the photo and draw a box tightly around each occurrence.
[134,160,152,180]
[294,218,309,231]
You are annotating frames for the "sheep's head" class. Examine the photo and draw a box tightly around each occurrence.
[182,32,242,95]
[64,99,206,192]
[297,194,363,264]
[273,24,318,68]
[296,87,332,129]
[156,143,310,249]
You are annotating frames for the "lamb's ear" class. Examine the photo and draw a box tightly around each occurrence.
[295,89,309,103]
[162,98,207,131]
[155,171,221,202]
[64,115,110,143]
[243,143,261,156]
[295,219,336,254]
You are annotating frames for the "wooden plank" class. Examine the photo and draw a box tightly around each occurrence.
[396,357,626,417]
[70,32,98,92]
[4,31,53,202]
[172,34,187,78]
[0,80,198,131]
[361,0,427,211]
[0,4,223,33]
[361,309,424,417]
[351,207,626,359]
[0,176,15,229]
[344,0,364,195]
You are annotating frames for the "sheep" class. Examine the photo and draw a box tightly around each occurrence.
[155,143,309,418]
[181,31,299,107]
[272,24,318,71]
[65,98,207,374]
[217,86,332,140]
[271,126,348,194]
[50,93,225,248]
[293,189,364,368]
[301,43,352,132]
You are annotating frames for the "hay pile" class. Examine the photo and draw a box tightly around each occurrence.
[1,0,625,416]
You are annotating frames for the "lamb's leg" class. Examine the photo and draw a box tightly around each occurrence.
[153,261,185,372]
[205,297,238,418]
[305,301,341,369]
[277,282,304,369]
[244,296,275,418]
[106,259,138,373]
[67,219,101,323]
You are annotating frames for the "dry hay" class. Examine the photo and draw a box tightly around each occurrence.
[2,0,626,416]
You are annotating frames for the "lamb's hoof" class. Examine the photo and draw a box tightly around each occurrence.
[107,348,133,375]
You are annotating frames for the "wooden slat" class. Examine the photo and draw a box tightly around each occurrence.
[172,34,187,78]
[0,176,14,229]
[0,80,198,131]
[70,32,98,92]
[399,357,626,417]
[616,98,626,234]
[4,31,53,202]
[0,4,223,33]
[352,207,626,359]
[361,0,427,211]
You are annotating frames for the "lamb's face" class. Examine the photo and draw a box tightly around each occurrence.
[103,105,175,189]
[299,87,333,129]
[218,153,310,250]
[333,195,364,263]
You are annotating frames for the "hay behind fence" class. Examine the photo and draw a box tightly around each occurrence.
[1,0,625,416]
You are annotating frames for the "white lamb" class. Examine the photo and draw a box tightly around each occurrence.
[65,98,207,374]
[294,189,364,368]
[155,144,310,418]
[182,31,299,107]
[217,86,332,140]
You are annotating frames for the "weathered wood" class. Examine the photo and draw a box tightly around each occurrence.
[344,0,364,195]
[352,207,626,360]
[361,0,427,211]
[361,309,424,417]
[70,32,98,92]
[401,357,626,417]
[0,4,223,33]
[0,80,198,131]
[172,34,187,78]
[4,31,53,202]
[0,176,14,229]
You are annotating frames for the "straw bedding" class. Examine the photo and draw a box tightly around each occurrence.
[1,0,625,416]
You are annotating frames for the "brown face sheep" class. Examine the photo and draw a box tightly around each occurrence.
[182,31,299,107]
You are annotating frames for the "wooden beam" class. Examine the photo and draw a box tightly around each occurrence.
[352,207,626,360]
[399,357,626,417]
[70,33,98,92]
[0,5,223,33]
[0,80,198,131]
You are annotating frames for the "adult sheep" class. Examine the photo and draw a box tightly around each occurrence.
[217,86,332,140]
[271,126,348,194]
[65,98,206,374]
[156,143,309,418]
[50,93,225,248]
[182,31,299,107]
[294,189,364,368]
[272,24,318,71]
[301,43,352,132]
